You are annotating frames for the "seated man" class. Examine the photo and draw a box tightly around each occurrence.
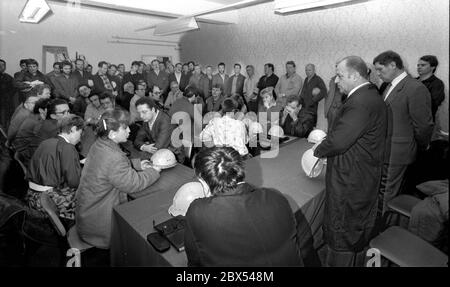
[200,98,250,158]
[72,84,91,118]
[129,80,147,124]
[27,99,71,164]
[164,81,183,109]
[148,84,166,111]
[99,91,115,111]
[259,87,283,134]
[280,95,315,138]
[7,84,50,143]
[118,81,134,111]
[7,93,39,144]
[27,115,84,221]
[205,84,225,113]
[184,146,304,266]
[134,97,184,163]
[84,93,103,124]
[13,98,50,167]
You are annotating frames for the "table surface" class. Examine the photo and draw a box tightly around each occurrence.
[111,138,326,266]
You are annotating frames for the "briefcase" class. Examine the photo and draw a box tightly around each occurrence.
[154,215,186,252]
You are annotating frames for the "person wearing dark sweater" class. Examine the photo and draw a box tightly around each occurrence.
[184,146,304,267]
[27,115,84,220]
[416,55,445,122]
[280,95,315,138]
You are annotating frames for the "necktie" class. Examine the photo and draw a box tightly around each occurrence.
[382,83,392,101]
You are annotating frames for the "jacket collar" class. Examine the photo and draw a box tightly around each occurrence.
[213,182,255,197]
[97,137,124,154]
[385,74,410,105]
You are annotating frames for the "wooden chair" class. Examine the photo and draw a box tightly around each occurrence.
[0,125,7,142]
[370,226,448,267]
[14,151,28,180]
[40,193,92,252]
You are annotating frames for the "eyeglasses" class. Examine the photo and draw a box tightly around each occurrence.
[55,109,70,115]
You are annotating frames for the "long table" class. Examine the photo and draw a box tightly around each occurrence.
[110,138,326,266]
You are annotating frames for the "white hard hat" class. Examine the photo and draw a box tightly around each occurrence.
[168,182,206,216]
[301,148,325,178]
[307,129,327,144]
[151,148,177,169]
[268,125,285,138]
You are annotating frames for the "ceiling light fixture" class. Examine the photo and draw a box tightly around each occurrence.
[19,0,52,23]
[274,0,355,14]
[152,17,199,36]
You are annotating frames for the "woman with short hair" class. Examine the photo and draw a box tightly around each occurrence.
[184,146,304,266]
[76,109,160,250]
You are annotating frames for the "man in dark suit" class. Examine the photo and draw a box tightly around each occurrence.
[92,61,119,97]
[324,75,344,132]
[134,97,184,163]
[256,63,279,112]
[212,62,229,92]
[72,59,92,88]
[168,62,190,92]
[184,146,304,267]
[373,50,434,214]
[225,63,246,98]
[146,59,169,102]
[314,56,387,266]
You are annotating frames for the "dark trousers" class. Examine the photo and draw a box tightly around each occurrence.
[378,163,409,215]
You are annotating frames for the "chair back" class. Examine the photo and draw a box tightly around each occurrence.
[40,192,66,237]
[370,226,448,267]
[14,152,28,179]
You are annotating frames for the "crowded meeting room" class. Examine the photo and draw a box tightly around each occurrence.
[0,0,448,269]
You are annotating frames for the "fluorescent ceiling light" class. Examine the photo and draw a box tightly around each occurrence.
[19,0,52,23]
[274,0,354,13]
[153,17,199,36]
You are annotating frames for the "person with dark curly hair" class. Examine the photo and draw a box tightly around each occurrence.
[184,146,304,266]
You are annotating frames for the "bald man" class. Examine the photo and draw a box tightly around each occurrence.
[314,56,387,266]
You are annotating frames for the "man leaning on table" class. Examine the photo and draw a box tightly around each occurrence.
[134,97,184,163]
[313,56,387,267]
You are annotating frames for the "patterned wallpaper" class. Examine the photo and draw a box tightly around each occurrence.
[179,0,449,132]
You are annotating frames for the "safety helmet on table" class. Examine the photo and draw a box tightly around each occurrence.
[301,148,325,178]
[168,182,207,216]
[268,125,285,138]
[307,129,326,144]
[151,148,177,168]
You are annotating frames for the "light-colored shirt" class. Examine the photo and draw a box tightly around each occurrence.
[200,115,249,156]
[174,71,181,84]
[347,82,370,99]
[274,72,303,97]
[243,75,259,100]
[148,110,159,131]
[384,71,407,101]
[231,75,238,95]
